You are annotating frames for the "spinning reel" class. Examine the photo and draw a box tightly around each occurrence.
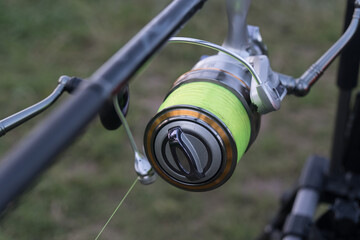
[143,0,360,191]
[143,1,286,191]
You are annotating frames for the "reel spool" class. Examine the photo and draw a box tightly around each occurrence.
[144,39,261,191]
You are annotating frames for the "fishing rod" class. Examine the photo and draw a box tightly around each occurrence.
[0,0,207,213]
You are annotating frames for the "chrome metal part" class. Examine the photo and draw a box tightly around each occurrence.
[134,152,156,185]
[278,73,297,93]
[283,236,301,240]
[223,0,252,56]
[173,53,261,147]
[113,96,156,185]
[247,55,287,114]
[292,189,319,217]
[169,37,284,114]
[247,25,268,55]
[285,6,360,96]
[153,119,223,184]
[169,37,261,85]
[281,189,319,240]
[187,54,252,112]
[224,0,267,56]
[144,105,239,191]
[172,1,360,110]
[0,75,72,137]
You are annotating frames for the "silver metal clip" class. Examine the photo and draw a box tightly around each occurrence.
[248,55,287,114]
[112,95,156,185]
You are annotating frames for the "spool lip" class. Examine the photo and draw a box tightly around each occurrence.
[158,120,220,184]
[144,105,238,191]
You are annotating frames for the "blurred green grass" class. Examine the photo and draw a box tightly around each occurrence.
[0,0,345,239]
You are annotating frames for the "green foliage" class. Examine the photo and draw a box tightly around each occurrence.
[0,1,342,239]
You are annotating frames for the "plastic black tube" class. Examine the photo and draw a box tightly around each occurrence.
[330,0,360,175]
[337,0,360,90]
[99,85,130,130]
[0,0,206,213]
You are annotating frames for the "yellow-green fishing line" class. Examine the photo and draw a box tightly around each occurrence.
[159,82,250,162]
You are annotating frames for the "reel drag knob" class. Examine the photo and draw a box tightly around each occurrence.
[167,126,205,181]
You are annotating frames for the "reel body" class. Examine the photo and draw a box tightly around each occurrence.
[144,54,260,191]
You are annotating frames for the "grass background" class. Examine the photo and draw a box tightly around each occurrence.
[0,0,347,239]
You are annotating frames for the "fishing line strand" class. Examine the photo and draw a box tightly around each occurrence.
[95,177,138,240]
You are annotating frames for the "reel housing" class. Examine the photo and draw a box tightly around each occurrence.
[144,53,260,191]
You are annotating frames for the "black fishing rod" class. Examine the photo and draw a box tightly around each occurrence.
[0,0,207,213]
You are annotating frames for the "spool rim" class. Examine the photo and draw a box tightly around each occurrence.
[144,106,238,191]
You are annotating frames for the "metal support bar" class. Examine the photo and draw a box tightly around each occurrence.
[282,156,327,240]
[295,5,360,95]
[281,2,360,96]
[223,0,252,56]
[0,0,206,214]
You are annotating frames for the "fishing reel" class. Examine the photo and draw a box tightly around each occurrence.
[142,0,287,192]
[144,32,286,191]
[142,0,360,191]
